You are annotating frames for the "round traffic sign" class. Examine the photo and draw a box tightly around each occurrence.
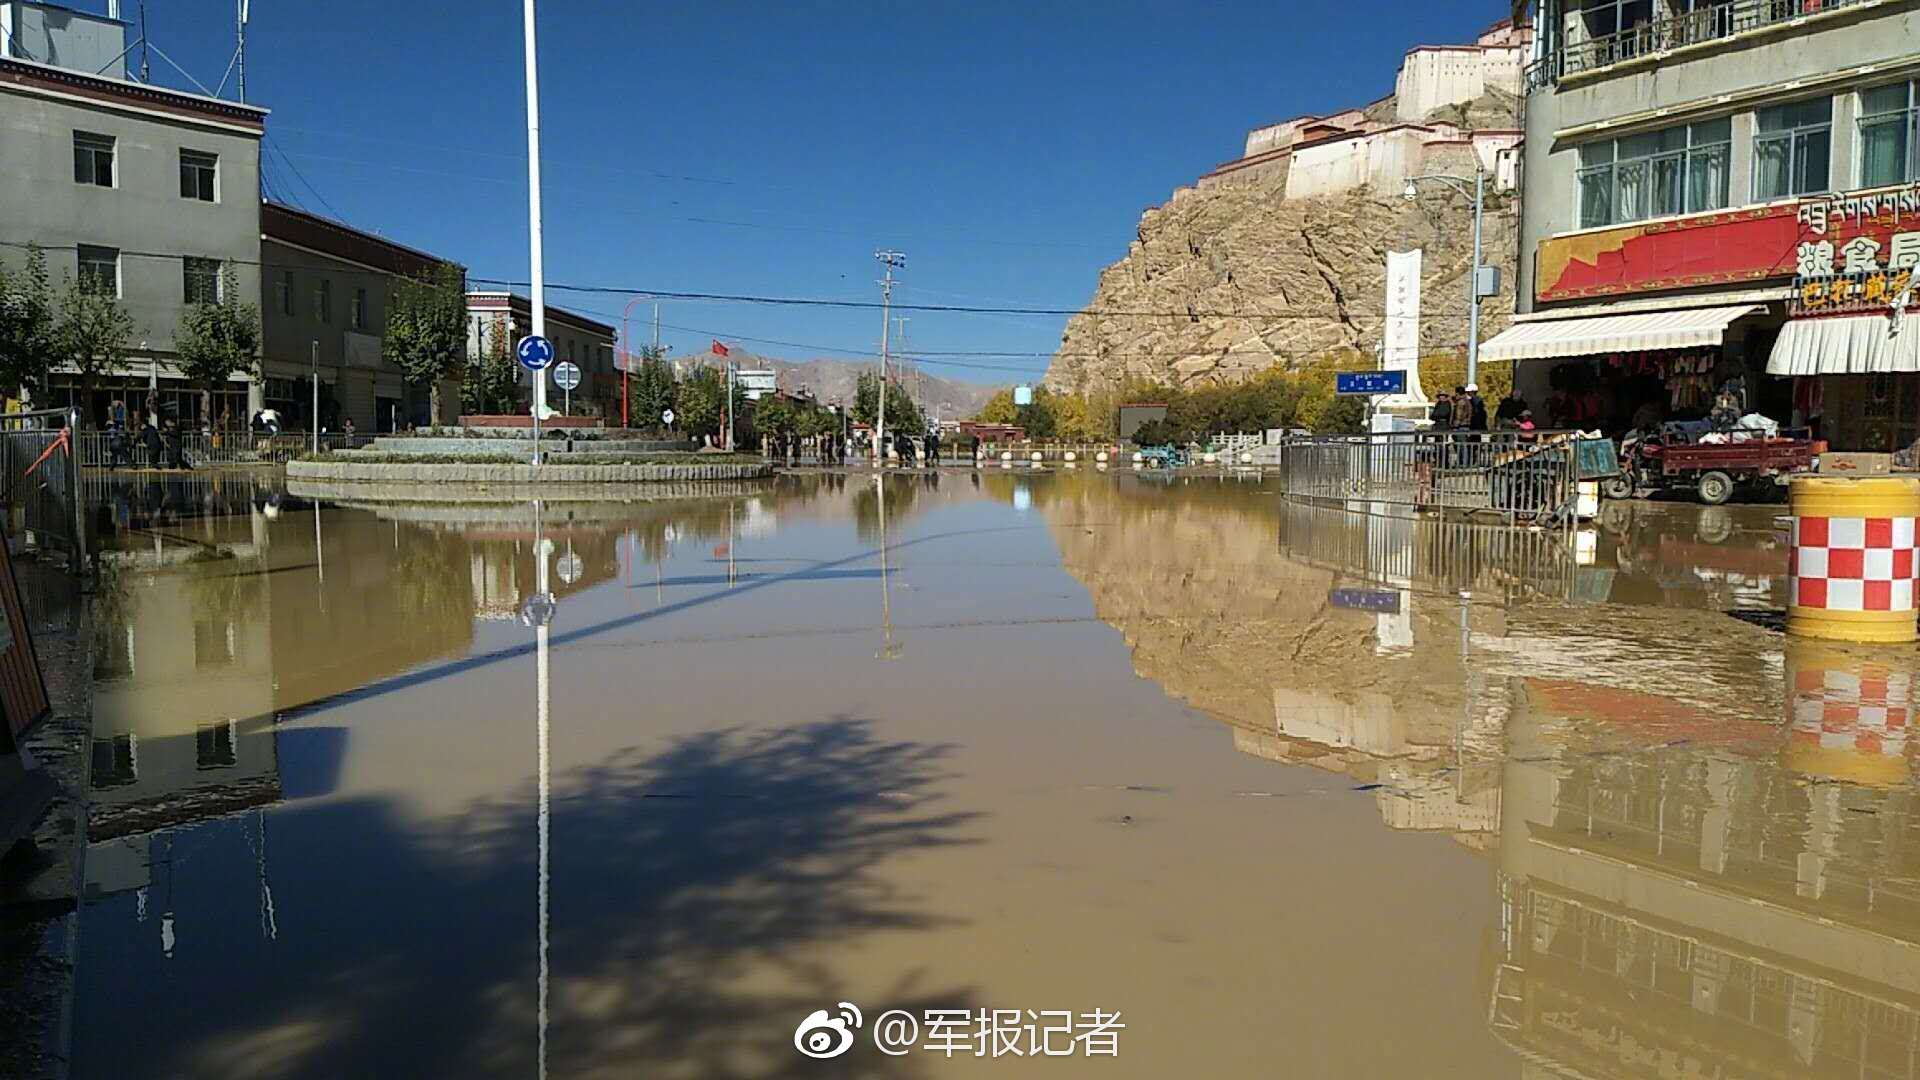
[661,408,676,426]
[552,361,581,391]
[555,552,584,585]
[516,334,555,371]
[518,592,557,628]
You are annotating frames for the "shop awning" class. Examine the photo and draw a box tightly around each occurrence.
[1767,314,1920,375]
[1479,304,1765,363]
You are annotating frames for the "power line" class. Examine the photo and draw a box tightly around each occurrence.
[466,276,1485,321]
[264,137,348,224]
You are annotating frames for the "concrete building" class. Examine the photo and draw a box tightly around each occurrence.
[1494,0,1920,452]
[260,201,460,432]
[0,0,266,425]
[1197,18,1530,197]
[464,292,616,417]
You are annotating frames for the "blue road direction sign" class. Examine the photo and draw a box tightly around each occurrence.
[1329,588,1401,613]
[516,334,555,372]
[1334,370,1406,396]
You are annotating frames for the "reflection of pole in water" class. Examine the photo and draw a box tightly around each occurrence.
[727,500,736,588]
[313,501,326,612]
[532,499,552,1080]
[876,476,900,660]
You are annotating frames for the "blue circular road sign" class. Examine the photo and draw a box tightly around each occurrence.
[516,334,555,371]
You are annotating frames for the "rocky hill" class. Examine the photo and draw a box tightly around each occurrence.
[670,351,998,416]
[1044,107,1520,394]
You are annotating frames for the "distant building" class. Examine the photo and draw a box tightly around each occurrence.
[0,0,267,425]
[260,201,461,432]
[464,292,616,415]
[1195,18,1529,198]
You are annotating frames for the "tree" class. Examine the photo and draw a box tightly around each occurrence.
[0,244,55,402]
[56,273,135,426]
[463,318,522,416]
[174,265,260,425]
[975,388,1018,425]
[385,261,468,424]
[854,372,923,435]
[628,345,675,431]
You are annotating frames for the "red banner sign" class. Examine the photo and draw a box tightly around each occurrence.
[1534,182,1920,306]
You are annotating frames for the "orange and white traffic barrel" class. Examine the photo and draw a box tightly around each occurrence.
[1788,476,1920,642]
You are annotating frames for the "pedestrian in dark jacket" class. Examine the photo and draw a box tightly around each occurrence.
[1466,386,1489,432]
[1429,393,1453,429]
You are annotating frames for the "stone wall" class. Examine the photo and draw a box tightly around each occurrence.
[288,458,776,491]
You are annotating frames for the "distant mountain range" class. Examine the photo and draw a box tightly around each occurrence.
[667,350,1001,418]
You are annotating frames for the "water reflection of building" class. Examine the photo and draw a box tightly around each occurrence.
[87,544,282,903]
[1491,661,1920,1079]
[1046,477,1507,841]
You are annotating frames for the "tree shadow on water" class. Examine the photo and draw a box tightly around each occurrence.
[112,717,982,1080]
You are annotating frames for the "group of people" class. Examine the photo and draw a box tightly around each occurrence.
[1430,385,1544,435]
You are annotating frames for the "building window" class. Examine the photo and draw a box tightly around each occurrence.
[76,245,119,297]
[195,721,237,769]
[1576,117,1730,228]
[179,149,218,201]
[1860,82,1920,189]
[351,286,368,330]
[183,257,221,304]
[90,734,137,789]
[277,269,294,316]
[1753,97,1833,201]
[73,131,114,187]
[314,278,332,323]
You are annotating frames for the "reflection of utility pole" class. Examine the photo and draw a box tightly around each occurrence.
[876,475,901,661]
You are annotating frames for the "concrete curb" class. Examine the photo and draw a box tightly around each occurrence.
[288,459,775,486]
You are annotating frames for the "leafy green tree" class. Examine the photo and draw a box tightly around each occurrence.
[673,366,729,442]
[975,388,1017,425]
[385,261,468,423]
[174,265,260,424]
[56,273,136,426]
[854,372,923,436]
[463,318,522,415]
[628,345,675,431]
[0,244,55,401]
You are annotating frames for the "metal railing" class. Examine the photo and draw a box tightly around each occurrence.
[75,430,365,468]
[1275,430,1584,525]
[0,410,85,572]
[1526,0,1873,90]
[1278,498,1588,603]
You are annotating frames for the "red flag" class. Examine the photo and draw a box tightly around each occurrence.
[711,340,730,357]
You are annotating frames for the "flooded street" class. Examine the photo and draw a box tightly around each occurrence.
[68,472,1920,1078]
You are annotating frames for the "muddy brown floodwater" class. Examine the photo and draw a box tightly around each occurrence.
[66,471,1920,1078]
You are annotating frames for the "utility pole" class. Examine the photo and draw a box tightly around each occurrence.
[522,0,549,465]
[310,340,319,454]
[874,250,905,465]
[138,1,150,82]
[235,0,247,102]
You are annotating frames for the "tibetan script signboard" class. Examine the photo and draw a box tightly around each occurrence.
[1789,186,1920,316]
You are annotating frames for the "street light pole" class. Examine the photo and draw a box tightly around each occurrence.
[310,340,318,454]
[522,0,548,465]
[1404,161,1488,390]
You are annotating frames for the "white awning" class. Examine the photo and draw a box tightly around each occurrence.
[1479,304,1765,362]
[1767,314,1920,375]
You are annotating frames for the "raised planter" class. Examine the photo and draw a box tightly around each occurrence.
[287,457,775,501]
[457,414,604,430]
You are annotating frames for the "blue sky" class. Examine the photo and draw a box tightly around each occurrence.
[144,1,1507,387]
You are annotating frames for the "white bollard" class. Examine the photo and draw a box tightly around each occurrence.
[1095,450,1109,464]
[1202,451,1217,465]
[1000,451,1014,463]
[1063,451,1077,463]
[1240,452,1254,465]
[1030,451,1044,470]
[1131,452,1144,464]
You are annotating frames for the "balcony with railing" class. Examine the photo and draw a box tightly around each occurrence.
[1526,0,1879,91]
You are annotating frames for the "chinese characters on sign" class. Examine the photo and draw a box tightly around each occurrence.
[794,1003,1125,1060]
[1792,183,1920,316]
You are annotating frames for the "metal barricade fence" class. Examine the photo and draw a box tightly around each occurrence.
[0,409,85,572]
[75,429,363,468]
[1277,430,1583,525]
